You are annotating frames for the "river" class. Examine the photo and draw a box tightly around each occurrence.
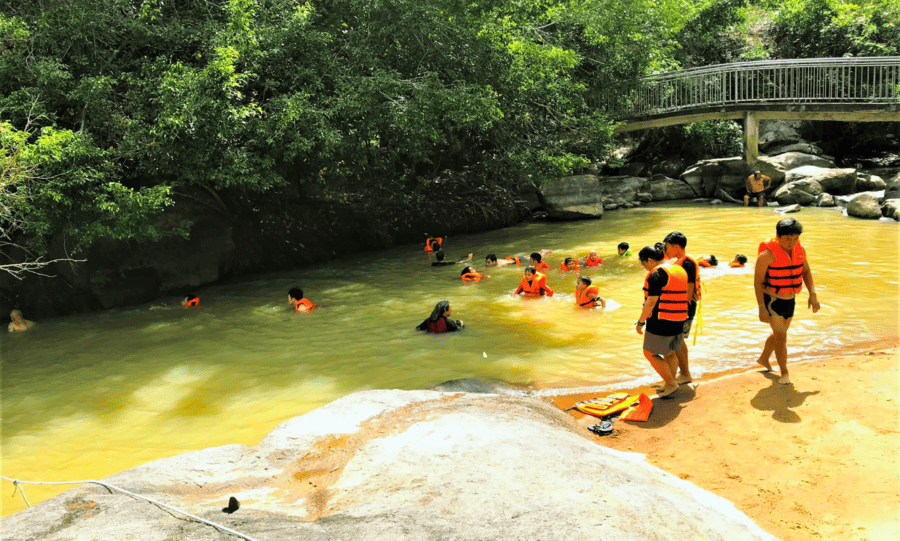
[2,202,898,516]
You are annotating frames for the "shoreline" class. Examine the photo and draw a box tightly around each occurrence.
[547,343,900,541]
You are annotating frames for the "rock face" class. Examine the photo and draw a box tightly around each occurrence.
[759,119,802,150]
[856,173,886,192]
[784,166,857,195]
[814,193,836,207]
[681,158,755,198]
[766,143,824,156]
[882,199,900,221]
[883,172,900,200]
[537,175,605,219]
[645,174,702,201]
[763,152,836,172]
[847,193,883,219]
[774,179,823,205]
[0,390,779,541]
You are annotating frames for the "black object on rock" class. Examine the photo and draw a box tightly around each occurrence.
[223,496,240,514]
[588,420,614,436]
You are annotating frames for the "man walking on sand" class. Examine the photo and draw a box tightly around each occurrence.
[636,245,689,398]
[745,170,772,207]
[754,218,820,384]
[663,231,700,384]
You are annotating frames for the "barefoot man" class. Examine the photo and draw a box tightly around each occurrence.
[754,218,820,384]
[663,231,700,384]
[637,245,689,398]
[745,170,772,207]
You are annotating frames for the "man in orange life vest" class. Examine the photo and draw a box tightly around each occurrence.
[288,287,317,312]
[636,245,690,398]
[663,231,700,384]
[513,266,554,297]
[530,252,551,273]
[754,218,820,384]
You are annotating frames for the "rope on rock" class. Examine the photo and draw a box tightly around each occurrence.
[0,475,259,541]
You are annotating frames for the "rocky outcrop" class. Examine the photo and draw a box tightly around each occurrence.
[847,193,883,219]
[814,193,836,207]
[884,172,900,200]
[537,175,605,219]
[681,158,755,198]
[855,173,886,192]
[0,389,779,541]
[882,199,900,221]
[774,179,823,205]
[766,143,824,156]
[784,166,857,195]
[762,152,836,172]
[645,174,702,201]
[715,188,743,205]
[759,119,802,151]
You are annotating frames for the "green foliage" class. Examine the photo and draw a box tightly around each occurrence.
[629,120,743,164]
[674,0,748,68]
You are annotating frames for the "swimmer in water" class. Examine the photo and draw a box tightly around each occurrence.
[415,300,464,333]
[460,265,486,282]
[423,234,445,252]
[432,250,473,266]
[730,254,748,268]
[485,254,518,267]
[697,255,718,267]
[8,309,35,333]
[530,252,550,273]
[513,266,554,297]
[182,294,200,308]
[560,257,581,271]
[288,287,318,312]
[617,242,632,256]
[583,250,602,267]
[575,276,606,308]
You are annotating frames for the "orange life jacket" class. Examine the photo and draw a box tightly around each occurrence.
[534,261,550,272]
[294,298,317,312]
[729,260,744,268]
[504,255,521,265]
[461,271,483,283]
[517,273,553,297]
[560,261,581,271]
[584,256,602,267]
[424,237,443,251]
[697,257,712,268]
[182,297,199,307]
[643,264,689,321]
[675,254,702,303]
[575,285,600,307]
[759,238,805,295]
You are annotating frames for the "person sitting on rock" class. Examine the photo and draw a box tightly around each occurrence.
[416,300,464,333]
[432,251,473,267]
[730,254,748,268]
[8,309,35,333]
[617,242,632,256]
[288,287,318,312]
[575,276,606,308]
[745,171,772,207]
[583,250,603,267]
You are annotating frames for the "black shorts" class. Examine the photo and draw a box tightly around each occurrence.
[763,293,795,319]
[746,189,766,196]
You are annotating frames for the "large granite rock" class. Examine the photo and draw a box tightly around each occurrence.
[681,158,755,198]
[774,179,823,205]
[784,166,857,195]
[649,158,688,178]
[597,175,647,205]
[847,193,883,219]
[759,120,802,150]
[856,173,886,192]
[537,175,604,219]
[881,199,900,221]
[775,204,802,214]
[715,188,743,205]
[814,193,836,207]
[645,174,702,201]
[766,143,824,156]
[884,172,900,200]
[0,390,779,541]
[762,152,836,172]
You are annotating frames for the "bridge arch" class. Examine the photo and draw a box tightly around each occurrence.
[598,57,900,163]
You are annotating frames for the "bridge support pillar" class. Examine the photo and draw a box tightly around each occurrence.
[742,112,759,165]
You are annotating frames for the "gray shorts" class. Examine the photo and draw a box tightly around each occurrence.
[643,330,684,356]
[682,318,693,338]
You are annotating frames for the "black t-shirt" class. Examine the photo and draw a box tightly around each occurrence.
[679,257,698,319]
[645,268,685,336]
[415,316,462,332]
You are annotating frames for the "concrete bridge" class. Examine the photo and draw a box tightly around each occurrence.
[597,57,900,163]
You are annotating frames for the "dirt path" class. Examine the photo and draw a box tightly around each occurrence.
[552,346,900,541]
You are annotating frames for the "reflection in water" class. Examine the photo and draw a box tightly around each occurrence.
[1,204,898,515]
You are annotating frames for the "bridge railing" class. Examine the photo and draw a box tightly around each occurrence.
[597,57,900,119]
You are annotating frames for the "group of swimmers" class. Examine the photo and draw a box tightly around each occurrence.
[418,218,819,398]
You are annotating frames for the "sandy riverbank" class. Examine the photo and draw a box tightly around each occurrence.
[552,343,900,541]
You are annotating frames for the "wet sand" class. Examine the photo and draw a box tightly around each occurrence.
[552,343,900,541]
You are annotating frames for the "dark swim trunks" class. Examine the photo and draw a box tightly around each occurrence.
[763,293,795,319]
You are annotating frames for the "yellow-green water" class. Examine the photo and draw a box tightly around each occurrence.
[2,203,898,516]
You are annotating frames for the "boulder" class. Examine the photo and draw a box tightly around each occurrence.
[814,193,836,207]
[784,166,857,195]
[748,156,787,186]
[759,119,802,150]
[619,162,647,176]
[766,143,824,156]
[0,390,780,541]
[762,152,836,171]
[715,188,743,205]
[847,193,883,219]
[596,175,647,205]
[775,204,802,214]
[645,174,702,201]
[649,158,688,178]
[636,192,653,203]
[537,175,604,220]
[884,172,900,200]
[774,179,823,205]
[856,173,886,192]
[881,199,900,221]
[681,158,754,198]
[604,203,619,210]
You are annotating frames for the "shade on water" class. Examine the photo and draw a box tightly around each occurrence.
[1,202,898,516]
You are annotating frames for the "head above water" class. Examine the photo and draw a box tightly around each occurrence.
[530,252,542,263]
[435,250,446,262]
[429,300,451,321]
[707,255,718,266]
[10,309,23,321]
[663,231,687,249]
[638,245,665,264]
[578,276,592,288]
[735,253,748,265]
[524,265,537,278]
[460,266,474,276]
[288,287,304,301]
[564,257,574,265]
[485,254,498,264]
[430,240,441,251]
[775,217,803,237]
[617,242,629,255]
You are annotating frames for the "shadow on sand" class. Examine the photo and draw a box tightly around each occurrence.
[750,371,820,423]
